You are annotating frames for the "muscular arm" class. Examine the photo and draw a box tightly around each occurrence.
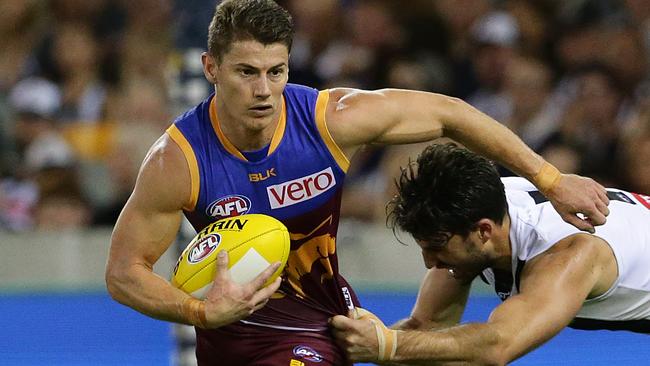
[333,234,617,365]
[392,268,471,331]
[325,88,609,231]
[106,134,193,324]
[105,134,281,327]
[327,89,540,178]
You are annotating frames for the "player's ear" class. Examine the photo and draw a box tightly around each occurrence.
[476,219,494,243]
[202,52,218,84]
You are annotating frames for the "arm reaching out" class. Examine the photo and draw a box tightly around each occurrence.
[331,234,616,364]
[324,88,609,231]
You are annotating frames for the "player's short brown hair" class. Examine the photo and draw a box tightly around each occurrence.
[208,0,293,61]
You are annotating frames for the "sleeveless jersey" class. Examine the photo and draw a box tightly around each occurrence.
[481,177,650,333]
[166,84,360,334]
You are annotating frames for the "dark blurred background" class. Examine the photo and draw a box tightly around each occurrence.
[1,0,649,231]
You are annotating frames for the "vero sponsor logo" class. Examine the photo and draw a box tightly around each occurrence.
[206,195,251,218]
[267,167,336,209]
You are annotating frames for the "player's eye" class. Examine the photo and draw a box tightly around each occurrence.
[269,68,284,77]
[239,68,255,76]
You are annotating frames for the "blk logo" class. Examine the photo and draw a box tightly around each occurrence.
[249,168,276,182]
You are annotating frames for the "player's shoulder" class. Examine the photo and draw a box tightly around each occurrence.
[502,177,539,213]
[283,83,320,100]
[144,133,188,180]
[129,133,192,211]
[504,177,583,260]
[284,83,318,93]
[501,176,537,192]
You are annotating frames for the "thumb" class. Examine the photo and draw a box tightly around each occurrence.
[214,250,231,282]
[330,315,354,330]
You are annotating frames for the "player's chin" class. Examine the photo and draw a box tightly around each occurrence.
[244,113,275,130]
[450,268,480,283]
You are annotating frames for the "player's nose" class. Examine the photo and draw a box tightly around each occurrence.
[253,77,271,99]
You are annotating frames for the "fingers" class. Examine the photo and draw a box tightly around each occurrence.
[586,203,607,226]
[597,199,611,218]
[249,276,281,307]
[562,212,594,234]
[251,297,270,312]
[250,261,282,290]
[596,182,610,207]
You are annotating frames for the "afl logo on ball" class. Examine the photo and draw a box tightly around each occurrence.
[206,195,251,218]
[188,234,221,264]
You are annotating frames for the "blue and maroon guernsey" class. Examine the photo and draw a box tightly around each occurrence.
[166,84,360,335]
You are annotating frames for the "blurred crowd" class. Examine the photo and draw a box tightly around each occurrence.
[1,0,649,232]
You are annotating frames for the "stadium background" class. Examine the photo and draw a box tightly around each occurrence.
[1,0,649,365]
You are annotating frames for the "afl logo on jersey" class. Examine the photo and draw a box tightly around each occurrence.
[206,195,251,218]
[187,234,221,264]
[292,345,323,362]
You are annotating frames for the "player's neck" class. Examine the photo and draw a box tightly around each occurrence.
[490,214,513,271]
[216,103,280,152]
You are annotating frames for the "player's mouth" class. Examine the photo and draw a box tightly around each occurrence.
[249,104,273,117]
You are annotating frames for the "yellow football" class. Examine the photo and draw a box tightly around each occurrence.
[171,214,290,299]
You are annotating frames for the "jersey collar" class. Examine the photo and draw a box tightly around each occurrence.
[209,95,286,162]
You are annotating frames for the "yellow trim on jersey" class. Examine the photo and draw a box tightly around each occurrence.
[166,125,200,211]
[208,95,287,161]
[315,90,350,172]
[268,98,286,154]
[209,97,247,161]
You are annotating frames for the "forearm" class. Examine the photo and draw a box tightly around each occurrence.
[440,98,545,182]
[392,317,456,332]
[393,323,506,366]
[106,262,198,326]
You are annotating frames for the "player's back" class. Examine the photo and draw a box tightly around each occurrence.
[494,177,650,332]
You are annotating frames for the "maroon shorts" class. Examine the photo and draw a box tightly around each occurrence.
[195,324,351,366]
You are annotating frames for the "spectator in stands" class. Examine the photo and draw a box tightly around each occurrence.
[9,78,76,172]
[621,107,650,194]
[502,55,558,151]
[1,77,79,231]
[466,11,520,123]
[551,63,627,185]
[33,166,91,231]
[0,0,46,93]
[49,22,107,123]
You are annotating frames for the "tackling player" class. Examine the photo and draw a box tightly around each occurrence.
[331,143,650,365]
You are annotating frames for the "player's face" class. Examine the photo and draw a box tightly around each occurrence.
[417,232,489,282]
[210,40,289,133]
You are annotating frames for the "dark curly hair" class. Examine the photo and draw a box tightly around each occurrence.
[387,143,507,246]
[208,0,293,61]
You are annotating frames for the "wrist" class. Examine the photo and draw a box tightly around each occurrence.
[182,297,207,328]
[375,326,398,361]
[532,162,561,194]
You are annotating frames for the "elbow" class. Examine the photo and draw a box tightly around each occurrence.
[105,262,130,304]
[478,335,512,366]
